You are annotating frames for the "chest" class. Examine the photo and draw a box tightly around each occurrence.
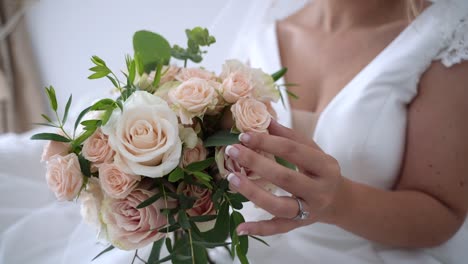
[277,23,406,113]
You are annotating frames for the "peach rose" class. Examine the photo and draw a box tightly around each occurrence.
[231,97,271,133]
[180,139,207,168]
[82,128,115,166]
[168,78,219,125]
[220,59,280,103]
[101,91,182,178]
[175,68,216,82]
[221,71,254,103]
[46,153,84,201]
[177,183,216,232]
[101,184,176,250]
[99,163,141,199]
[41,137,71,162]
[80,177,105,237]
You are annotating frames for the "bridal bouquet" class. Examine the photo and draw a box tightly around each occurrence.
[32,27,290,264]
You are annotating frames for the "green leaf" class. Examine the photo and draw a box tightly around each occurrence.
[133,30,172,73]
[78,155,91,177]
[128,60,136,85]
[178,210,191,230]
[192,241,231,248]
[158,223,181,233]
[89,65,108,72]
[30,133,71,142]
[88,70,111,79]
[106,76,119,88]
[168,167,184,182]
[137,192,163,209]
[204,130,240,147]
[271,67,287,82]
[249,235,270,247]
[41,114,53,123]
[90,99,116,111]
[45,86,58,112]
[185,27,216,47]
[101,108,114,126]
[148,239,165,264]
[236,245,250,264]
[74,106,91,133]
[231,211,248,255]
[91,245,114,261]
[275,156,297,171]
[286,89,299,100]
[62,95,73,124]
[165,237,173,253]
[72,128,96,148]
[80,119,102,128]
[32,122,58,128]
[185,157,215,172]
[192,171,213,189]
[91,55,106,67]
[201,202,230,243]
[152,63,163,88]
[189,215,217,222]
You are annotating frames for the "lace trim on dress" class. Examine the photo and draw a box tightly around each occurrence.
[436,17,468,67]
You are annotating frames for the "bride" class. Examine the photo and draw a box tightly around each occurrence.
[219,0,468,263]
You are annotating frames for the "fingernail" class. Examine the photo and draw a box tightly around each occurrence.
[227,173,241,187]
[238,133,251,144]
[237,230,248,236]
[225,145,239,158]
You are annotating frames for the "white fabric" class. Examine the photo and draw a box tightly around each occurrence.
[1,1,468,264]
[236,1,468,264]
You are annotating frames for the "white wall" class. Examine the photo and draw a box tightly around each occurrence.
[24,0,250,109]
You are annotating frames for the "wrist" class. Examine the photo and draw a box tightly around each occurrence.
[320,177,355,226]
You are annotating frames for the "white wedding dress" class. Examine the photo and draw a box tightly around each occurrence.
[1,1,468,264]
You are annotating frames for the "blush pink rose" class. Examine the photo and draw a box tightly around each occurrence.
[175,68,216,82]
[221,71,254,103]
[79,177,106,238]
[41,140,71,162]
[135,65,180,90]
[101,184,177,250]
[168,78,219,125]
[99,163,141,199]
[82,128,115,166]
[46,153,84,201]
[177,183,216,231]
[231,97,271,133]
[180,139,208,168]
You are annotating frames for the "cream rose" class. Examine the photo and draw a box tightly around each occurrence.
[180,139,207,168]
[175,68,216,82]
[101,184,176,250]
[79,177,105,235]
[168,78,219,125]
[46,153,84,201]
[178,125,198,149]
[135,65,180,90]
[177,183,216,232]
[231,97,271,133]
[41,137,70,162]
[82,128,115,166]
[101,91,182,178]
[99,163,141,199]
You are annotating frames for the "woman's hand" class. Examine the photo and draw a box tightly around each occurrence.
[224,119,349,236]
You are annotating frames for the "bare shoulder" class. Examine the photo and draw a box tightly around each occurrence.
[397,60,468,220]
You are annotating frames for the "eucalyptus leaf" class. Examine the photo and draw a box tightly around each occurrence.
[148,239,165,264]
[91,55,106,67]
[137,192,163,209]
[106,76,119,88]
[178,210,191,230]
[271,67,288,82]
[90,99,116,111]
[30,133,71,142]
[168,167,184,182]
[133,30,171,73]
[201,202,229,243]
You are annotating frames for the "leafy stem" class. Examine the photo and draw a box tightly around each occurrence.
[188,229,195,264]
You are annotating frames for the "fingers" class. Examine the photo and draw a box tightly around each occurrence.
[268,119,321,150]
[236,132,330,177]
[225,144,314,195]
[227,172,299,218]
[236,217,314,237]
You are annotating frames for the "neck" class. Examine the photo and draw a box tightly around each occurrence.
[309,0,407,32]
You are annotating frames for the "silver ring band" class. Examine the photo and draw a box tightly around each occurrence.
[293,197,310,220]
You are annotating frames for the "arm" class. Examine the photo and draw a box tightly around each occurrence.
[226,61,468,248]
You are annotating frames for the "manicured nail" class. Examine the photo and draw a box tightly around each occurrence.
[227,173,241,187]
[237,230,248,236]
[225,145,239,158]
[238,133,251,144]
